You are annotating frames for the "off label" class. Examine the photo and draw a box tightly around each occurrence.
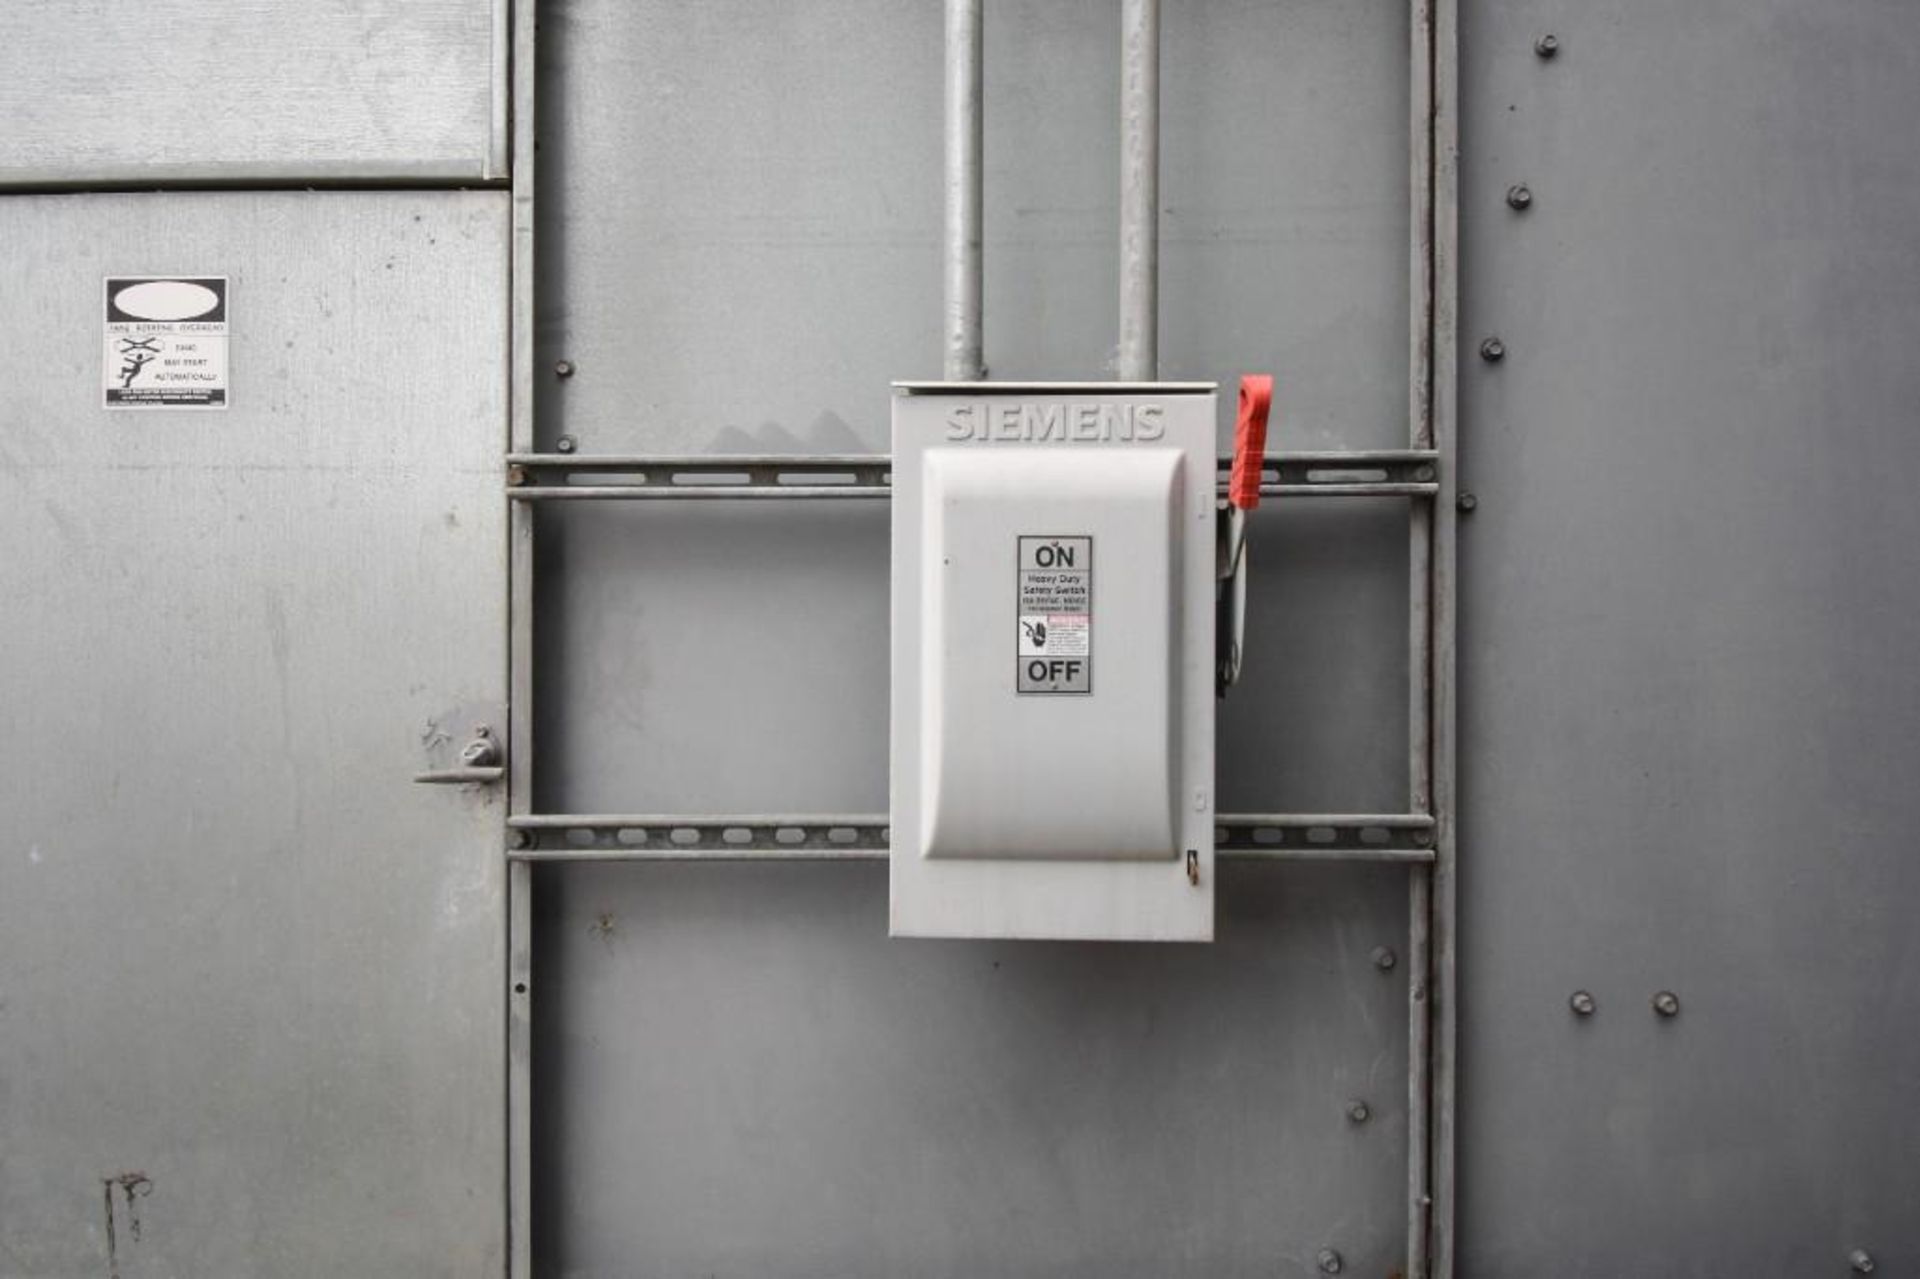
[1016,535,1092,694]
[104,277,228,410]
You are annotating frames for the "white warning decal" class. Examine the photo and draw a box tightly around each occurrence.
[1017,535,1092,694]
[104,277,228,410]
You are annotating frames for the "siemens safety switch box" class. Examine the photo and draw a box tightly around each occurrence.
[890,383,1217,941]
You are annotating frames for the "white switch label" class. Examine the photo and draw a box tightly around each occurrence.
[1016,535,1092,694]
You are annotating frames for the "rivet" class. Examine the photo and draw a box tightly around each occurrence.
[1535,33,1559,58]
[1457,491,1479,513]
[1317,1248,1344,1274]
[508,828,531,850]
[1345,1100,1371,1124]
[1850,1248,1876,1273]
[554,359,576,378]
[556,435,578,454]
[1506,184,1534,211]
[1652,990,1681,1018]
[1372,946,1398,972]
[1480,337,1507,362]
[506,464,528,487]
[1414,465,1436,482]
[1569,990,1597,1017]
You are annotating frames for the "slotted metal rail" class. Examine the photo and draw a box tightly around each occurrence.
[506,811,1438,861]
[504,449,1440,501]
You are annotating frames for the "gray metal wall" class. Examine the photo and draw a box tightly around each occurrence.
[531,2,1420,1274]
[1456,0,1920,1272]
[3,0,1918,1275]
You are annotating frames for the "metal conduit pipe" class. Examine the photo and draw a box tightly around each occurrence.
[944,0,984,381]
[1118,0,1160,380]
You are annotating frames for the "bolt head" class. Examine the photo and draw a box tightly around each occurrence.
[1535,33,1559,58]
[1653,991,1681,1018]
[1570,990,1597,1016]
[1457,491,1479,513]
[1317,1248,1344,1274]
[1372,946,1398,972]
[1480,337,1507,362]
[556,435,578,454]
[1506,184,1534,211]
[554,359,576,378]
[1850,1248,1876,1273]
[1346,1100,1370,1124]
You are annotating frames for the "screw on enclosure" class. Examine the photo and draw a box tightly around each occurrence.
[1653,991,1681,1017]
[554,359,576,378]
[1457,491,1479,513]
[1372,946,1398,971]
[556,435,578,454]
[1317,1248,1344,1274]
[1506,184,1534,211]
[1345,1100,1370,1124]
[1480,337,1507,362]
[1569,990,1597,1016]
[1535,33,1559,58]
[1850,1248,1876,1273]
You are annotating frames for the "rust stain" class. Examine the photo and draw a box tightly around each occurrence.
[100,1172,152,1278]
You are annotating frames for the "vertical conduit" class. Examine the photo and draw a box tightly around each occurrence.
[1118,0,1160,380]
[944,0,984,381]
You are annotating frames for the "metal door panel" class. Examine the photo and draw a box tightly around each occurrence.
[1457,1,1920,1272]
[0,2,505,184]
[535,0,1409,454]
[0,191,507,1276]
[533,861,1410,1279]
[536,501,1408,821]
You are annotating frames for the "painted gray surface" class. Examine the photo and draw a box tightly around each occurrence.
[529,0,1418,1268]
[0,192,507,1276]
[533,861,1410,1279]
[1456,0,1920,1273]
[0,1,504,184]
[534,0,1410,454]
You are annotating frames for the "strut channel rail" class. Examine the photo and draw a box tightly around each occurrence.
[507,813,1438,862]
[504,449,1440,501]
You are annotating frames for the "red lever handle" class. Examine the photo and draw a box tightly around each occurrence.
[1229,374,1273,510]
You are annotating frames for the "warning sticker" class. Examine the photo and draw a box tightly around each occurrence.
[1016,535,1092,694]
[104,277,228,410]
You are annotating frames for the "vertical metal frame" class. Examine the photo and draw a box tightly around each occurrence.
[1408,0,1459,1274]
[507,2,537,1277]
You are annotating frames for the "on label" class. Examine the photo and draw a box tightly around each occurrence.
[1016,535,1092,694]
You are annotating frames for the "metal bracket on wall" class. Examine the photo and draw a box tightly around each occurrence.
[504,449,1440,502]
[504,0,1457,1272]
[506,812,1438,862]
